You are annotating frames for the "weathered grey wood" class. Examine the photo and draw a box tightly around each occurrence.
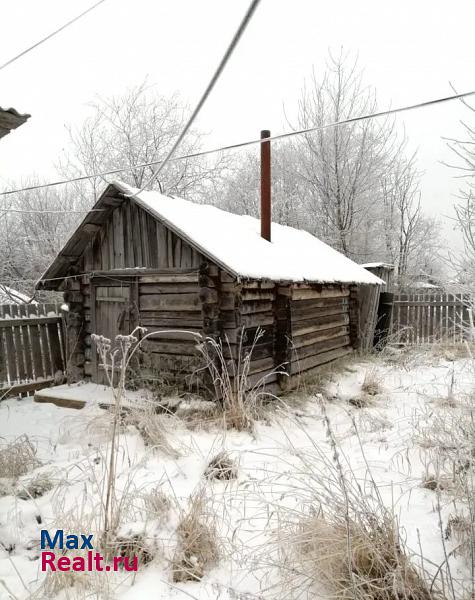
[0,303,65,398]
[140,293,201,311]
[141,339,199,356]
[0,316,61,329]
[139,272,199,283]
[139,283,199,294]
[139,314,203,328]
[242,281,275,290]
[292,325,350,349]
[220,271,235,283]
[241,290,274,302]
[291,303,348,322]
[392,292,470,344]
[292,287,349,301]
[241,312,274,328]
[292,314,349,337]
[1,378,56,399]
[292,335,350,361]
[291,345,352,374]
[241,301,273,315]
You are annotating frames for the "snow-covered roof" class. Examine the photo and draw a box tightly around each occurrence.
[412,281,439,289]
[119,182,382,285]
[360,262,394,270]
[0,285,32,304]
[38,182,383,288]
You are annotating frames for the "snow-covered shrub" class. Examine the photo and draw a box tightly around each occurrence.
[172,490,219,582]
[0,435,39,479]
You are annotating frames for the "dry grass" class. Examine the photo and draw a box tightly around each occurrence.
[445,514,474,560]
[112,533,154,566]
[204,451,238,481]
[292,514,434,600]
[414,373,475,580]
[0,435,40,479]
[125,402,180,458]
[361,367,384,396]
[30,497,108,599]
[421,473,453,492]
[172,491,219,582]
[16,472,54,500]
[0,479,14,497]
[33,569,115,600]
[348,395,376,409]
[195,329,284,432]
[143,487,172,524]
[175,398,221,430]
[272,399,444,600]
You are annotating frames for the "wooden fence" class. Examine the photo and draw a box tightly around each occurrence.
[0,303,66,399]
[392,293,472,344]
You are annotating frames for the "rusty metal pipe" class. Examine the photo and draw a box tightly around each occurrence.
[260,129,271,242]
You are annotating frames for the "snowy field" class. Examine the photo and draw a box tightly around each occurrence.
[0,347,473,600]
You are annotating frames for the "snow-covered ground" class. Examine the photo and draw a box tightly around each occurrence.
[0,348,473,599]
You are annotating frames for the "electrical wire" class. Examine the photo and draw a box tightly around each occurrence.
[0,0,108,73]
[130,0,261,195]
[1,87,475,201]
[0,208,104,214]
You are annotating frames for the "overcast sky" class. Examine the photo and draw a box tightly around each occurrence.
[1,0,474,247]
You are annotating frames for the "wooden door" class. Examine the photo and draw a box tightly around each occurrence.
[91,282,132,383]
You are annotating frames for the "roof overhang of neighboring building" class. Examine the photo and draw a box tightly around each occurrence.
[360,262,395,270]
[0,106,30,139]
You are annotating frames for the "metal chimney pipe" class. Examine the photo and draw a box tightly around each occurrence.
[260,129,271,242]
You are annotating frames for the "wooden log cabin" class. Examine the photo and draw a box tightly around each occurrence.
[36,181,382,393]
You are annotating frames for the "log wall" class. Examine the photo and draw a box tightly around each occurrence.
[62,199,357,391]
[288,284,352,381]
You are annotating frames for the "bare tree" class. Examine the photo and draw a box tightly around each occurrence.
[58,81,228,205]
[0,179,85,295]
[382,155,422,284]
[443,93,475,282]
[219,143,310,230]
[293,50,399,258]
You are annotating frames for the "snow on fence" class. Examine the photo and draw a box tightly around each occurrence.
[0,303,66,399]
[392,292,472,344]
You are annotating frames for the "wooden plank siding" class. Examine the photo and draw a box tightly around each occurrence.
[0,303,65,399]
[73,200,208,384]
[392,292,471,343]
[83,201,203,272]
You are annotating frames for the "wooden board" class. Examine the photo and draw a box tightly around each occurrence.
[0,303,65,399]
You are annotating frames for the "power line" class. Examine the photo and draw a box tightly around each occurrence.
[132,0,261,195]
[0,0,107,73]
[1,87,475,200]
[0,208,104,214]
